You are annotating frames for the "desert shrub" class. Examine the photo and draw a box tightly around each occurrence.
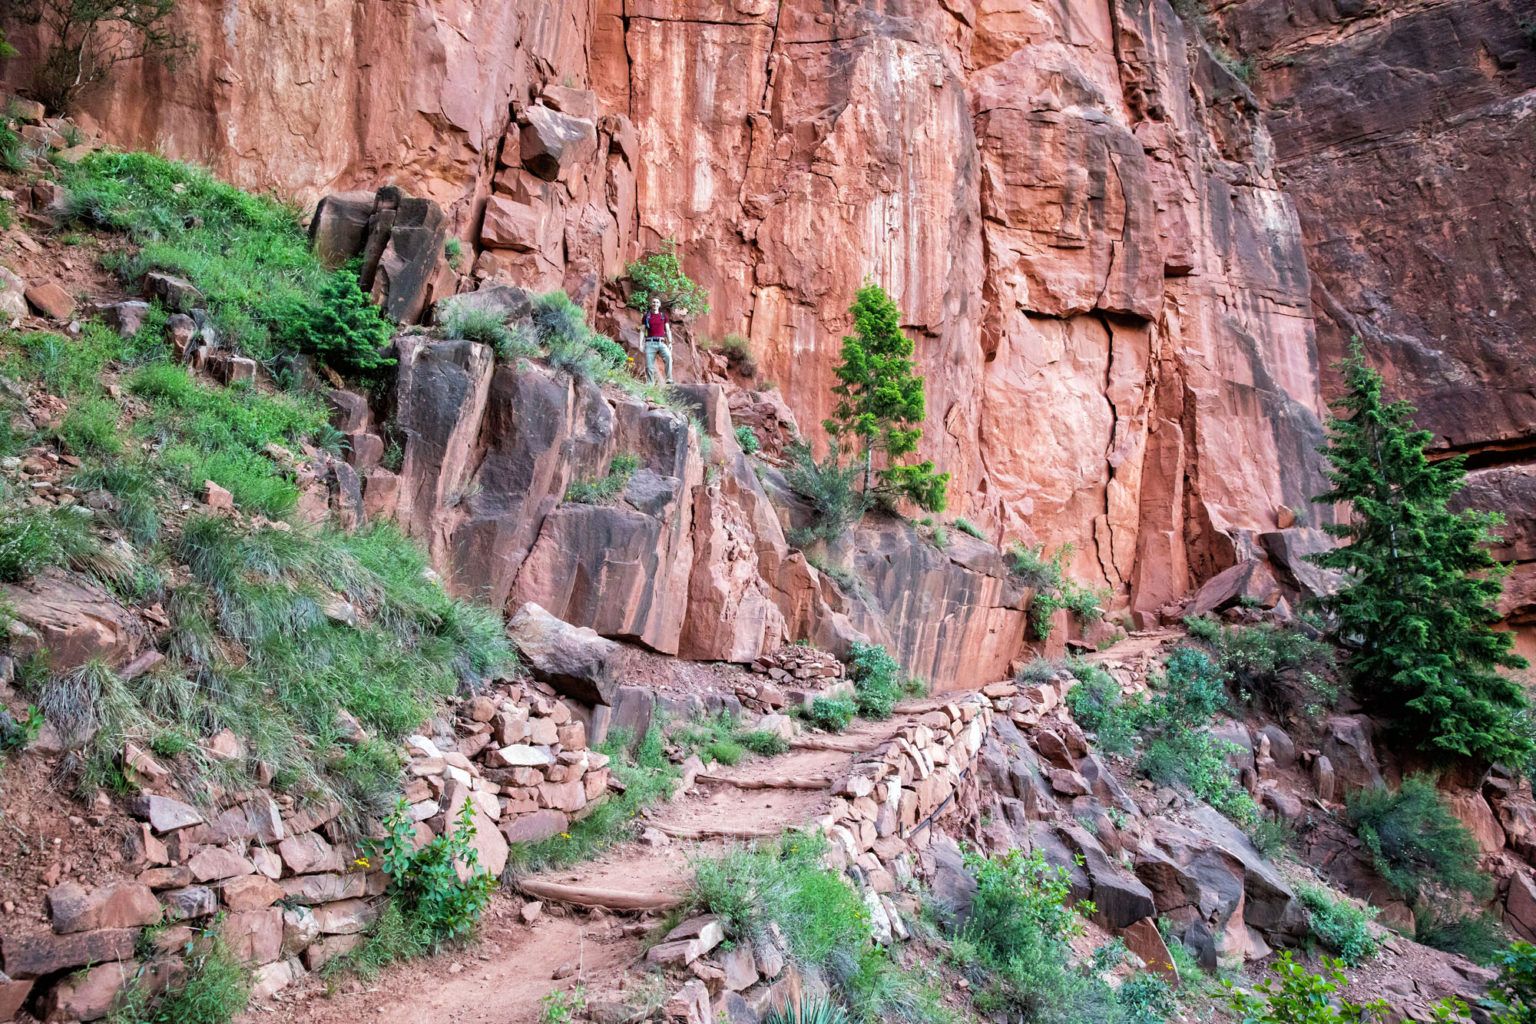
[625,238,710,316]
[763,1000,850,1024]
[783,440,870,546]
[374,799,495,948]
[21,0,193,114]
[735,424,761,454]
[106,926,249,1024]
[1218,622,1338,715]
[1183,614,1221,644]
[564,452,640,504]
[955,847,1139,1024]
[532,291,627,384]
[1414,907,1507,965]
[1347,775,1489,904]
[443,237,464,270]
[1008,543,1105,640]
[540,986,587,1024]
[1296,883,1378,966]
[737,729,789,756]
[1062,660,1140,755]
[846,641,904,720]
[804,695,856,733]
[438,300,537,362]
[1136,648,1257,824]
[953,517,984,540]
[1220,954,1392,1024]
[276,266,394,376]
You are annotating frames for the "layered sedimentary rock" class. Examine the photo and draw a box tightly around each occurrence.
[1216,0,1536,650]
[3,0,1341,617]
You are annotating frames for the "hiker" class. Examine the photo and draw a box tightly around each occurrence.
[641,297,674,385]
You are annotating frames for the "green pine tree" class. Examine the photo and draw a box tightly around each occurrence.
[1310,340,1530,769]
[824,282,949,512]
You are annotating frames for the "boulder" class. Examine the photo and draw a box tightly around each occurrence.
[1319,716,1384,794]
[142,272,203,312]
[159,886,218,922]
[99,300,151,337]
[1187,560,1281,617]
[131,794,203,833]
[24,281,75,320]
[1121,917,1179,981]
[3,568,146,674]
[360,186,448,323]
[220,875,284,913]
[520,104,598,181]
[41,960,133,1021]
[308,191,376,268]
[506,602,619,706]
[502,809,569,845]
[1507,871,1536,942]
[310,899,378,935]
[188,846,255,882]
[0,974,33,1021]
[0,266,27,319]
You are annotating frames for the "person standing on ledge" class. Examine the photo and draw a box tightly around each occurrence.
[641,297,674,386]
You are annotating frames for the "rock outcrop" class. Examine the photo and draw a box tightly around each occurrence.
[4,0,1339,618]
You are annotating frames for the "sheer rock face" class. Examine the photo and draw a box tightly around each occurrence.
[17,0,1340,615]
[1215,0,1536,648]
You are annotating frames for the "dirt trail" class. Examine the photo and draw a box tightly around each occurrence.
[266,699,952,1024]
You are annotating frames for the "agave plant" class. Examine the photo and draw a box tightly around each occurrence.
[763,998,851,1024]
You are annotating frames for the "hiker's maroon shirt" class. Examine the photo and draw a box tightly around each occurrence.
[644,312,668,339]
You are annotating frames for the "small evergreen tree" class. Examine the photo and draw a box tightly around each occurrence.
[824,282,949,512]
[1310,340,1530,768]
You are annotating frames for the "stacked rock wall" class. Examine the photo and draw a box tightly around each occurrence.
[0,680,607,1018]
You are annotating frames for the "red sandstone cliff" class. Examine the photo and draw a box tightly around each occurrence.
[1216,0,1536,656]
[3,1,1339,617]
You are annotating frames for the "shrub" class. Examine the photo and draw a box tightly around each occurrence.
[1183,614,1221,644]
[374,799,495,949]
[23,0,194,114]
[1311,341,1530,769]
[763,1000,851,1024]
[0,704,43,751]
[783,440,870,546]
[625,238,710,317]
[277,267,394,376]
[845,641,904,720]
[1218,622,1338,715]
[953,517,984,540]
[106,926,249,1024]
[735,424,761,454]
[438,299,537,362]
[1347,774,1489,904]
[532,291,628,384]
[443,237,464,270]
[564,452,639,504]
[1296,883,1378,966]
[1063,661,1140,755]
[736,729,789,756]
[1220,954,1391,1024]
[539,986,587,1024]
[718,332,755,375]
[1135,648,1257,824]
[1009,543,1105,640]
[1414,907,1507,965]
[804,695,856,733]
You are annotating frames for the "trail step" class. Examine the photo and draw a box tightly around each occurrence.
[516,877,682,912]
[647,821,785,841]
[696,772,831,790]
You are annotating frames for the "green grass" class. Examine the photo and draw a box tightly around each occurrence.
[59,151,329,360]
[674,712,790,764]
[506,726,678,873]
[107,926,250,1024]
[564,452,640,504]
[57,395,122,456]
[0,501,102,584]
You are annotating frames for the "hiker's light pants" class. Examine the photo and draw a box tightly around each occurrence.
[644,338,673,384]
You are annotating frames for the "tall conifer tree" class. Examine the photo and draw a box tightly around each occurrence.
[1312,340,1530,768]
[825,282,949,512]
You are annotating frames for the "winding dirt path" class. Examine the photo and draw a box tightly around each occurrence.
[260,700,952,1024]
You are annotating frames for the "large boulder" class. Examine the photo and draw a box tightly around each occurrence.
[1319,715,1384,795]
[520,104,598,181]
[1187,560,1281,617]
[309,186,446,323]
[506,603,619,706]
[2,568,145,674]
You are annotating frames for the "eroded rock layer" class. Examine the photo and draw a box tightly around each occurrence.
[1,0,1340,615]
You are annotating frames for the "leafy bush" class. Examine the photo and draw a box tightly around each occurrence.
[277,267,394,376]
[736,729,789,756]
[1136,648,1257,824]
[625,238,710,316]
[106,926,249,1024]
[25,0,193,114]
[735,424,761,454]
[1311,341,1530,769]
[783,440,870,546]
[1296,883,1378,966]
[1347,774,1489,904]
[1220,954,1391,1024]
[0,704,43,752]
[540,986,587,1024]
[1486,941,1536,1024]
[374,800,495,948]
[1063,661,1141,755]
[1216,622,1338,716]
[1183,614,1221,644]
[953,517,984,540]
[564,452,640,504]
[846,641,904,720]
[1008,544,1105,640]
[805,695,856,733]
